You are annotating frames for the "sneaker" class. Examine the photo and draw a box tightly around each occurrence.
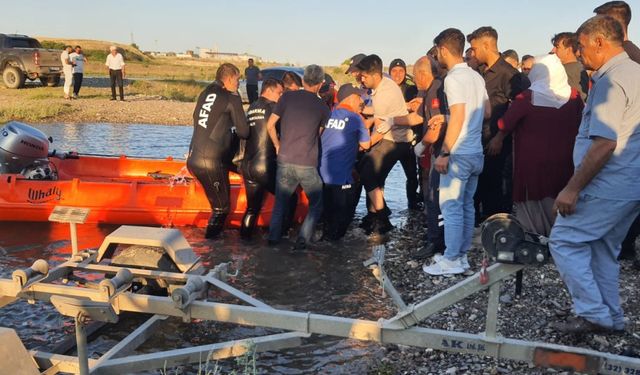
[551,316,618,335]
[423,257,465,276]
[110,97,117,101]
[433,254,471,270]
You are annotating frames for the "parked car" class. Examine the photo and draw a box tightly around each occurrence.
[238,66,337,105]
[0,34,62,89]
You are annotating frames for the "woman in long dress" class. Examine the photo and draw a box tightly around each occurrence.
[488,54,583,236]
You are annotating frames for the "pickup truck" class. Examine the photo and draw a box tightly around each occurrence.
[0,34,62,89]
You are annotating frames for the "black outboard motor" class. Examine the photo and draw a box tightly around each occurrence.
[0,121,55,179]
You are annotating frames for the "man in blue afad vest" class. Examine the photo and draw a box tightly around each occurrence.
[319,84,371,240]
[550,15,640,334]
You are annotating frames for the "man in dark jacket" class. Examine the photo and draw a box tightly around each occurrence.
[187,63,249,239]
[468,26,530,221]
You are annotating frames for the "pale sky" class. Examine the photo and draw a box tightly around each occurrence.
[6,0,640,66]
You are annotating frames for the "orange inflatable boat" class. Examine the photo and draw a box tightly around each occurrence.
[0,154,308,228]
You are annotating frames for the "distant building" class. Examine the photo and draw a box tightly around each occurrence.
[199,48,261,62]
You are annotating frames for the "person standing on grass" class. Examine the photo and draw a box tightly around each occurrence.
[245,58,261,104]
[61,45,74,100]
[423,28,490,276]
[69,45,87,99]
[106,46,126,101]
[266,65,330,250]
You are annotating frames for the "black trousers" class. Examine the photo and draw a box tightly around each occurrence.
[425,161,444,249]
[322,184,354,240]
[475,140,512,219]
[359,140,411,192]
[399,143,420,207]
[247,84,259,104]
[72,73,83,95]
[109,69,124,100]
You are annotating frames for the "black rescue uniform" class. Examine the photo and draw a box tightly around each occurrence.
[187,81,249,238]
[417,78,447,253]
[240,97,297,239]
[398,80,421,209]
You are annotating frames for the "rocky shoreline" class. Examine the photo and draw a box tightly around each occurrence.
[368,212,640,374]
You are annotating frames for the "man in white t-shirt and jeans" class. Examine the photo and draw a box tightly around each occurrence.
[423,28,491,276]
[69,45,87,98]
[60,45,74,99]
[105,46,126,101]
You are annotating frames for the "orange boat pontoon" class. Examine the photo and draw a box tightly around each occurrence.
[0,154,308,228]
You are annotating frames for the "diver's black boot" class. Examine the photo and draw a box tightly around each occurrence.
[205,213,227,239]
[240,212,257,240]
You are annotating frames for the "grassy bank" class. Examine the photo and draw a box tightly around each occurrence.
[0,101,75,123]
[0,79,202,123]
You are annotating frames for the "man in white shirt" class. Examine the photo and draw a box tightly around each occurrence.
[60,45,74,99]
[423,28,491,276]
[68,45,87,99]
[105,45,126,101]
[356,54,409,235]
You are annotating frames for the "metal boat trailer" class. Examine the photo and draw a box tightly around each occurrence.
[0,208,639,375]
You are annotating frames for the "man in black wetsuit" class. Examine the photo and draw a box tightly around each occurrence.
[187,63,249,239]
[240,78,285,239]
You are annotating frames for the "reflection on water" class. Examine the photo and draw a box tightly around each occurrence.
[0,123,415,374]
[34,123,192,159]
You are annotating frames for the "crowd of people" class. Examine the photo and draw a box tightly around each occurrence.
[187,1,640,335]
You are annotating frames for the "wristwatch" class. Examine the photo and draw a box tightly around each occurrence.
[439,151,451,157]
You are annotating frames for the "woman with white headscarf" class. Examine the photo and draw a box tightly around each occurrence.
[490,54,583,236]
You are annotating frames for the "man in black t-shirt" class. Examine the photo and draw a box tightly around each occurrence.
[265,65,330,250]
[468,26,530,221]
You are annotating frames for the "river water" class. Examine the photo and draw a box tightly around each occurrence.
[0,123,421,374]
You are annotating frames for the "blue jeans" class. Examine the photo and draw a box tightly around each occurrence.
[550,194,640,329]
[439,153,484,260]
[268,162,323,244]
